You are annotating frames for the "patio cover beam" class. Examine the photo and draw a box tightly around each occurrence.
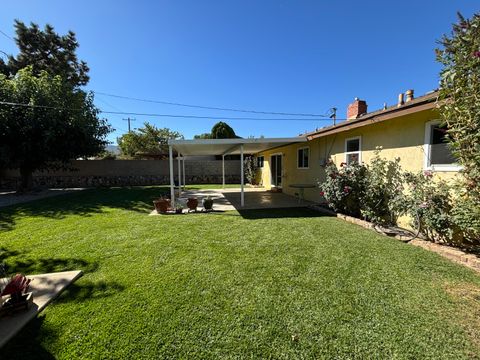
[222,144,241,156]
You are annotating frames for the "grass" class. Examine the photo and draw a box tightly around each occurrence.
[1,186,480,359]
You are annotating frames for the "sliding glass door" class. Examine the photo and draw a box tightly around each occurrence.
[270,154,282,188]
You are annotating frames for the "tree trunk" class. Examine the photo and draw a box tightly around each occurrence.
[18,166,34,193]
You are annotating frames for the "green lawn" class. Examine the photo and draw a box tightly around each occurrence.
[1,186,480,359]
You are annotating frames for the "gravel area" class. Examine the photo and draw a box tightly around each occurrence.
[0,188,85,208]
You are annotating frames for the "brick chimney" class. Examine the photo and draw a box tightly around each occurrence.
[347,98,368,120]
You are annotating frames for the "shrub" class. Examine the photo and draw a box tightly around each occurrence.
[437,12,480,244]
[244,156,258,185]
[404,171,455,243]
[361,149,406,225]
[319,161,367,217]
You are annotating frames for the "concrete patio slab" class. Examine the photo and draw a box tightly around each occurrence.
[0,270,83,348]
[149,188,314,214]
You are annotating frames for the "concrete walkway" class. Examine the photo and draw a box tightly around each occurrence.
[0,188,85,208]
[0,270,83,348]
[151,188,314,213]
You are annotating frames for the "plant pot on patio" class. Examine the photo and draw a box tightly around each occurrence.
[202,197,213,211]
[0,273,33,317]
[0,292,33,317]
[153,198,171,213]
[187,198,198,212]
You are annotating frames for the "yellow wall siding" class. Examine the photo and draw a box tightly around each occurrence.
[257,108,460,203]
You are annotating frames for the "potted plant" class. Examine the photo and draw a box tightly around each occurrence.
[153,197,171,213]
[175,202,184,214]
[187,197,198,212]
[202,196,213,211]
[0,273,33,316]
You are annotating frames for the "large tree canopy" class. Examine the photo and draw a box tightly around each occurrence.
[0,67,111,190]
[0,20,89,87]
[211,121,237,139]
[437,12,480,243]
[117,122,183,159]
[194,121,238,139]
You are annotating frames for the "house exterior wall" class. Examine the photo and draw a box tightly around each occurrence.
[257,107,460,204]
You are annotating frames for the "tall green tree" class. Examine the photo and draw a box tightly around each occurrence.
[211,121,237,139]
[0,20,89,87]
[0,67,111,190]
[437,12,480,243]
[117,122,183,158]
[194,121,238,139]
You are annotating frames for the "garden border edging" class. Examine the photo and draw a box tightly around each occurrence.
[309,204,480,273]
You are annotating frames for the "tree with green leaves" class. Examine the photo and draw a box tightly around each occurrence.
[211,121,237,139]
[194,121,238,140]
[0,67,111,190]
[0,20,89,87]
[437,12,480,243]
[117,122,183,159]
[193,133,212,139]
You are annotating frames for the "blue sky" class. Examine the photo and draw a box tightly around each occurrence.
[1,1,478,143]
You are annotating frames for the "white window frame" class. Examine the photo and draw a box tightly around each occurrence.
[344,136,362,164]
[297,146,310,169]
[256,155,264,168]
[423,120,461,172]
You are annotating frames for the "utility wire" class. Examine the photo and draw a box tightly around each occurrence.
[93,91,329,118]
[0,101,339,121]
[0,29,14,41]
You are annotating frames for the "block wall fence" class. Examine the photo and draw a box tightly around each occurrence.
[0,160,241,189]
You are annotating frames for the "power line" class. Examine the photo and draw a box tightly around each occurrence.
[0,101,338,121]
[93,90,329,118]
[0,29,14,41]
[95,95,124,113]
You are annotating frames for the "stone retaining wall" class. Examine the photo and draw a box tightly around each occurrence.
[0,160,241,189]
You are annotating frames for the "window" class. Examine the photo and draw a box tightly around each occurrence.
[424,120,459,171]
[345,137,361,164]
[297,147,309,168]
[256,156,264,168]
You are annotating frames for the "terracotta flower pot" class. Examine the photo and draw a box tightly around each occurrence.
[153,199,170,213]
[187,198,198,211]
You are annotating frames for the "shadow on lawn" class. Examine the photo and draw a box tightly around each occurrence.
[2,315,57,360]
[237,207,334,220]
[0,247,99,275]
[0,186,170,232]
[1,280,125,359]
[0,246,125,359]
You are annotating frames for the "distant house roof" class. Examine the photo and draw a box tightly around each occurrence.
[306,90,439,140]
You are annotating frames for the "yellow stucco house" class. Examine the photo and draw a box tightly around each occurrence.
[256,89,460,203]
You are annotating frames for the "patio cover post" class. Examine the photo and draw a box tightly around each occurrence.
[182,158,186,190]
[240,144,244,207]
[177,154,182,195]
[222,155,225,189]
[169,145,175,205]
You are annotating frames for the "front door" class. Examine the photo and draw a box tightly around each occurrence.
[270,154,283,188]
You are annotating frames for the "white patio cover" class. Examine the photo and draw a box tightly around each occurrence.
[167,137,307,207]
